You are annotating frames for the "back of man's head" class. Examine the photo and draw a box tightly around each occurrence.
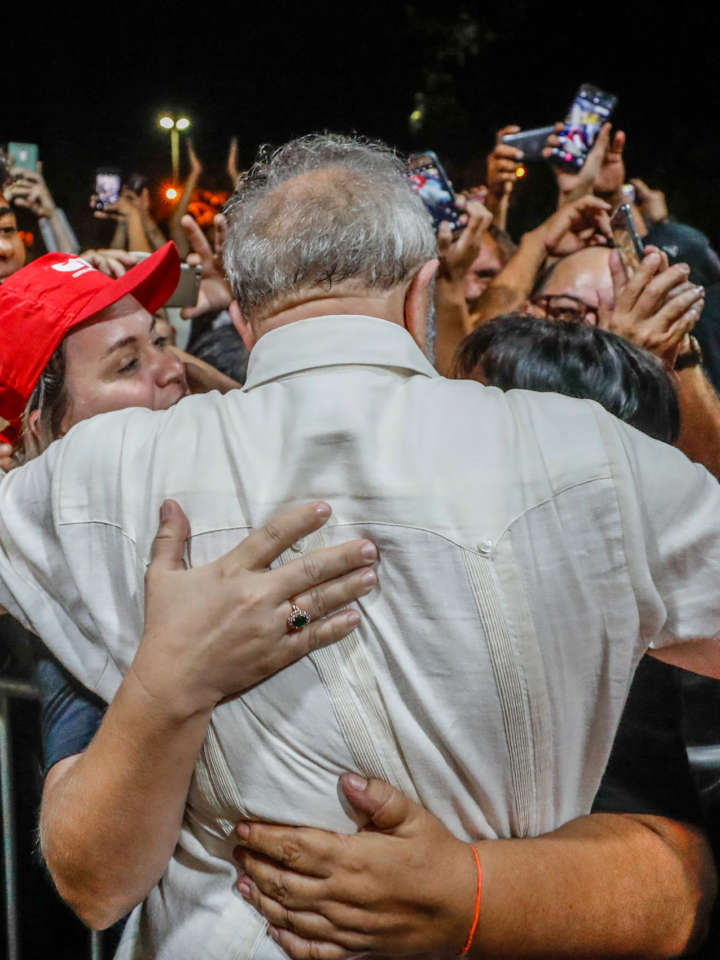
[223,134,436,325]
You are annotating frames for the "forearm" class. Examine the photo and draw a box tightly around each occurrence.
[110,218,128,250]
[47,208,80,254]
[434,280,473,375]
[675,366,720,480]
[142,215,168,251]
[40,661,212,930]
[169,172,200,258]
[125,209,152,253]
[471,813,716,959]
[469,228,547,327]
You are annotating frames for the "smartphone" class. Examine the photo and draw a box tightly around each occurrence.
[550,84,617,172]
[8,142,39,171]
[132,253,202,308]
[92,169,122,211]
[501,126,555,161]
[406,151,462,232]
[611,203,645,275]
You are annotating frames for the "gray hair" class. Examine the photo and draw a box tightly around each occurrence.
[223,134,437,323]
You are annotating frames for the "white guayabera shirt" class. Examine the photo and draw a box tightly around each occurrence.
[1,315,719,960]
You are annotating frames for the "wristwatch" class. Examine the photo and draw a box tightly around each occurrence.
[674,335,704,371]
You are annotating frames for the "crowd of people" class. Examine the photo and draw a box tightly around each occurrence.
[1,108,720,960]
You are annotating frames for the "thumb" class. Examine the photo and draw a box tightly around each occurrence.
[149,499,190,571]
[340,774,418,833]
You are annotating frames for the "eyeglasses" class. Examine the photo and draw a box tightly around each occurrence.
[532,294,597,324]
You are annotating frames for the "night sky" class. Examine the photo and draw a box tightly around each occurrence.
[4,2,720,248]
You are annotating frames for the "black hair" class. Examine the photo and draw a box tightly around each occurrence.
[452,313,680,444]
[187,322,249,384]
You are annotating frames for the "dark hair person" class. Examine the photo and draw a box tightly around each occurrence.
[452,312,680,444]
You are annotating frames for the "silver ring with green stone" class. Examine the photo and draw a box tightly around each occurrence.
[287,603,311,631]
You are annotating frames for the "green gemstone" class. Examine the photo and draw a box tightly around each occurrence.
[293,614,309,627]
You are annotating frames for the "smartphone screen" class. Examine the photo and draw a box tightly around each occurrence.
[610,203,645,276]
[406,151,462,232]
[8,142,39,171]
[93,170,122,210]
[550,84,617,172]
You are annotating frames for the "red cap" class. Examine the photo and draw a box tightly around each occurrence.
[0,242,180,442]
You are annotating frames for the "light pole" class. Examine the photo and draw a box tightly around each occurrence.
[158,114,191,184]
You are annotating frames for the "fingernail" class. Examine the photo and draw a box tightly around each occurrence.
[269,927,281,942]
[345,610,361,627]
[160,501,171,522]
[361,569,377,588]
[237,823,250,840]
[314,502,331,517]
[238,880,251,898]
[345,773,368,791]
[361,542,377,561]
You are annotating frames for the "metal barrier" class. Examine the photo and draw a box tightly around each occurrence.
[0,677,104,960]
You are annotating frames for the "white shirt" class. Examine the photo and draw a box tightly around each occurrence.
[1,314,719,959]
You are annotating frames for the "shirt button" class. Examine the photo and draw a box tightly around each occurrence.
[290,538,306,553]
[477,540,493,556]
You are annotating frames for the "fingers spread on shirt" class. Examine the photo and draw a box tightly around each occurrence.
[270,540,377,605]
[230,502,334,571]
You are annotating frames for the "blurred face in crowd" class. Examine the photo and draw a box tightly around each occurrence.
[57,294,188,434]
[0,201,26,281]
[531,246,613,326]
[464,233,504,307]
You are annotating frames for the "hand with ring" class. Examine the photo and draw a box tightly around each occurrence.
[135,499,379,716]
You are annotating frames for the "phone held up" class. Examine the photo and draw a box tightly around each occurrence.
[610,203,645,276]
[501,126,555,162]
[7,142,39,172]
[92,169,122,211]
[406,151,462,233]
[550,83,617,172]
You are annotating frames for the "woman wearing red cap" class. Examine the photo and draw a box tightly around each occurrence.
[0,244,379,945]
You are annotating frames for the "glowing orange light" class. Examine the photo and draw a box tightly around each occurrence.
[515,166,527,179]
[165,187,178,200]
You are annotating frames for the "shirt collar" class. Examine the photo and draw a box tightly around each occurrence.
[242,314,439,391]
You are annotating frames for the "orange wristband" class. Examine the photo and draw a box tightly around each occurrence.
[459,845,483,956]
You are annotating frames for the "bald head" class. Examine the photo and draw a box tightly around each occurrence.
[535,246,613,322]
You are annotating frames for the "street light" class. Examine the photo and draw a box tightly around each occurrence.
[158,114,191,183]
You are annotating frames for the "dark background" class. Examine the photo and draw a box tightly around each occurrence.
[3,3,720,249]
[2,2,720,954]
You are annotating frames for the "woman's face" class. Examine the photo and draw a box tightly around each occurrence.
[59,294,188,433]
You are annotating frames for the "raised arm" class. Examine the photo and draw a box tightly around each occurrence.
[40,499,379,930]
[169,139,203,259]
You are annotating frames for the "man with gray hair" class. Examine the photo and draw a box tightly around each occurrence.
[1,133,720,958]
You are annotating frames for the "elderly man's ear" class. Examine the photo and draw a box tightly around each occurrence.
[230,301,256,352]
[403,259,438,355]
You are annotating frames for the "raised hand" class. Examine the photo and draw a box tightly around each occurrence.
[540,194,612,257]
[630,178,669,225]
[544,122,613,204]
[228,136,240,187]
[5,163,56,219]
[187,139,203,177]
[179,213,233,318]
[598,247,705,367]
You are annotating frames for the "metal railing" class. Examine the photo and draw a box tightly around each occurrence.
[0,677,104,960]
